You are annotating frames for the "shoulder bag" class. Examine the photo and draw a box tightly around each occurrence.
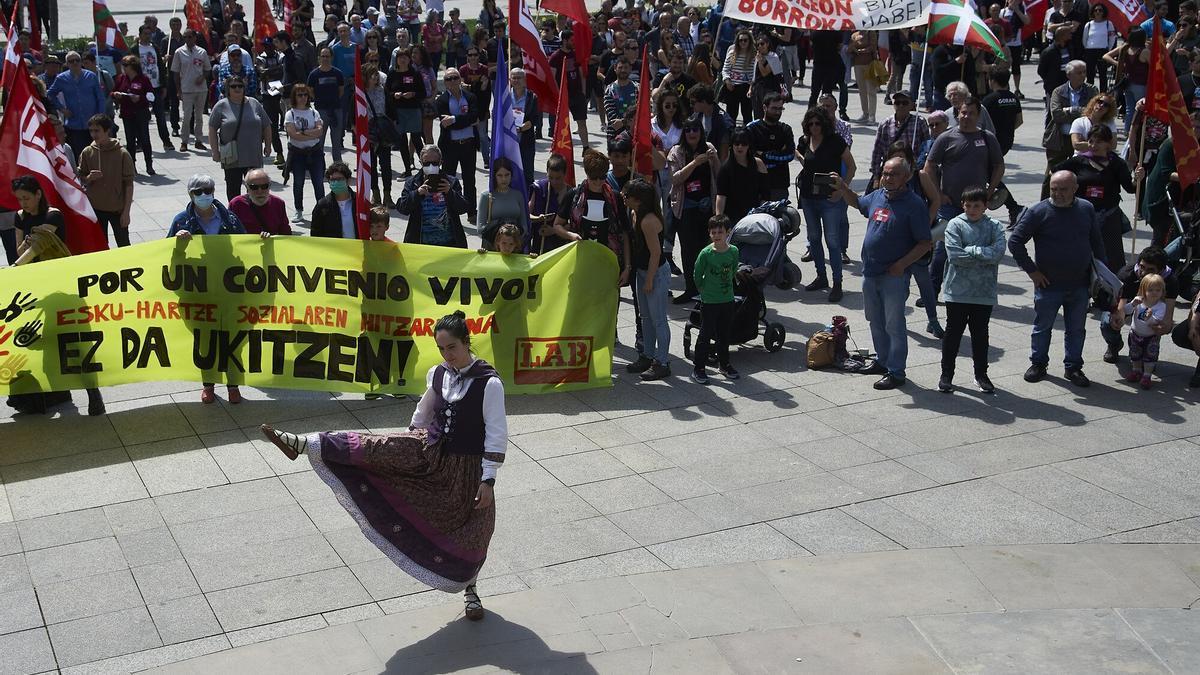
[365,90,403,147]
[219,98,246,168]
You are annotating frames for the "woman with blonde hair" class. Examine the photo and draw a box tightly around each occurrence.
[1069,93,1118,153]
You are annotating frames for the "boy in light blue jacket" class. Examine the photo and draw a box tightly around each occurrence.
[939,185,1007,394]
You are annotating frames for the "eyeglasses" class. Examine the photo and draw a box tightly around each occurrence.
[190,187,215,195]
[423,160,441,166]
[683,127,701,133]
[444,75,460,81]
[228,84,245,90]
[246,183,270,191]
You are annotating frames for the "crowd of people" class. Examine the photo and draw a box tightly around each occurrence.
[4,0,1200,412]
[8,0,1200,627]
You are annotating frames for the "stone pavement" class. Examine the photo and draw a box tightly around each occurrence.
[3,62,1200,674]
[150,543,1200,674]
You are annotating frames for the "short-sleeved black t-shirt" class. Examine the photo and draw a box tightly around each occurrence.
[798,134,848,198]
[717,158,768,225]
[982,89,1022,153]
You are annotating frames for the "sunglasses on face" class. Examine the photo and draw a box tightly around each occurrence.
[229,84,245,90]
[190,187,215,196]
[684,127,701,133]
[423,160,441,166]
[445,75,460,81]
[246,182,270,191]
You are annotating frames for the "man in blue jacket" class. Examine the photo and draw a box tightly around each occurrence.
[1009,170,1106,387]
[47,51,106,160]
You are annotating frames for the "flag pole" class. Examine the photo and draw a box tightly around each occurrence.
[916,21,931,111]
[1131,114,1148,255]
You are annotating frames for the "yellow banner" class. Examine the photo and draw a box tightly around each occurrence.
[0,238,618,395]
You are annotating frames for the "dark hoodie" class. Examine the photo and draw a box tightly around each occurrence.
[77,138,135,213]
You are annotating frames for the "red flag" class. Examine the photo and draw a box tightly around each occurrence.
[93,0,129,52]
[1098,0,1150,37]
[353,48,371,239]
[2,3,21,94]
[550,64,575,184]
[508,0,558,111]
[631,46,654,178]
[26,0,40,52]
[0,59,107,254]
[283,0,296,34]
[543,0,591,80]
[184,0,210,52]
[252,0,279,54]
[1145,17,1200,187]
[1014,0,1047,41]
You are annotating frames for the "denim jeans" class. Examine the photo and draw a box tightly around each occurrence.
[862,273,911,379]
[317,106,345,163]
[801,196,847,283]
[1123,84,1146,134]
[635,262,672,365]
[289,146,326,211]
[908,47,934,109]
[1031,285,1089,370]
[930,203,961,293]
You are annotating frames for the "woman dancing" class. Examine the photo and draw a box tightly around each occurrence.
[260,311,505,620]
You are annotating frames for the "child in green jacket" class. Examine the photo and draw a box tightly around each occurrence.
[691,215,742,384]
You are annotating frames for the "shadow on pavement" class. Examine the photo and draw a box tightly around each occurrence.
[383,611,599,674]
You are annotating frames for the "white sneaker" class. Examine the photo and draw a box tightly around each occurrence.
[292,210,304,224]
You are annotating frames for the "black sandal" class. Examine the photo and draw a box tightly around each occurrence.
[259,424,304,461]
[464,584,484,621]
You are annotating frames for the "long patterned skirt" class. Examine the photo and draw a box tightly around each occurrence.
[308,430,495,593]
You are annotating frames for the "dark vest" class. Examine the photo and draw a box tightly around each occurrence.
[429,364,493,455]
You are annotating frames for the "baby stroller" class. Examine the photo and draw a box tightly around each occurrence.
[683,200,802,359]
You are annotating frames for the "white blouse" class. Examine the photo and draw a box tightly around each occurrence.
[410,359,508,480]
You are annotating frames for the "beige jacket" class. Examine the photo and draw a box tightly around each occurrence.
[77,139,135,213]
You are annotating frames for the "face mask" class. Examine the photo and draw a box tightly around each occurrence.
[330,179,349,194]
[423,164,441,176]
[192,193,215,209]
[249,191,270,206]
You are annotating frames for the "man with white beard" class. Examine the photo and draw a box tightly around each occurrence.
[228,168,294,235]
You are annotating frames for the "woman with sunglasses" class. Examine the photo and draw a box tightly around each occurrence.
[422,10,446,71]
[715,127,769,226]
[167,173,266,402]
[1082,4,1116,91]
[668,113,720,304]
[112,54,156,175]
[386,48,429,178]
[797,107,855,303]
[1068,94,1118,153]
[208,74,272,202]
[653,91,685,273]
[1055,125,1144,274]
[284,83,325,223]
[5,175,106,417]
[750,34,785,121]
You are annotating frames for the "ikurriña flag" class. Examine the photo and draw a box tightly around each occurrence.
[929,0,1005,58]
[93,0,129,52]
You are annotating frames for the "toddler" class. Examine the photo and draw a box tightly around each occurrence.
[1125,273,1168,389]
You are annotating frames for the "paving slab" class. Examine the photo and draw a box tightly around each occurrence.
[2,448,150,520]
[1117,608,1200,674]
[759,549,1002,624]
[771,509,904,555]
[203,566,372,632]
[712,620,953,674]
[39,568,145,625]
[956,545,1200,610]
[0,628,57,675]
[47,605,163,668]
[912,609,1170,674]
